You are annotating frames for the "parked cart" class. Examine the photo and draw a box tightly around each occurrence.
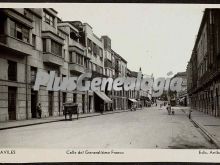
[63,102,79,120]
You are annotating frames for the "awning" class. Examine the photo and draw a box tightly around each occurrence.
[94,91,112,103]
[128,98,138,102]
[179,97,185,102]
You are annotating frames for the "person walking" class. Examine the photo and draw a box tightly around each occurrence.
[189,109,192,119]
[166,103,171,115]
[37,103,42,119]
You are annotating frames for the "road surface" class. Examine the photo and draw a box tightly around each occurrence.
[0,106,216,148]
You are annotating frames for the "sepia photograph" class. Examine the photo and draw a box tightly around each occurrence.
[0,3,220,156]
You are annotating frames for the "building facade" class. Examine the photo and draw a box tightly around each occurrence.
[187,9,220,117]
[0,8,150,122]
[172,72,188,106]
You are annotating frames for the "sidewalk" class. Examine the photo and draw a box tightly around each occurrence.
[182,107,220,148]
[0,109,130,130]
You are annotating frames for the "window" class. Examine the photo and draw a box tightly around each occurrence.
[84,58,88,68]
[93,43,97,56]
[51,40,62,56]
[87,39,92,53]
[8,60,17,81]
[100,67,103,74]
[63,49,66,59]
[69,52,73,63]
[16,24,22,40]
[32,34,36,48]
[10,19,30,43]
[43,11,54,27]
[22,27,29,42]
[99,48,103,57]
[10,20,15,37]
[31,67,37,84]
[89,61,92,70]
[76,54,83,66]
[63,92,66,103]
[42,39,46,52]
[93,64,97,71]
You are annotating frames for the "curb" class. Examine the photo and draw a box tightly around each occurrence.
[190,118,220,148]
[0,109,131,131]
[181,108,220,148]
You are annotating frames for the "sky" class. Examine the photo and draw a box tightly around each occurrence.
[51,4,205,77]
[50,4,215,77]
[3,3,220,77]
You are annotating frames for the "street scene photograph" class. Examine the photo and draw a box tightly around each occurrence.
[0,4,220,150]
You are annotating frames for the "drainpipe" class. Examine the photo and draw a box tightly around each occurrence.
[25,55,28,120]
[84,31,90,113]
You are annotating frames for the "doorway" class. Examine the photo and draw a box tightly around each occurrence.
[88,96,92,113]
[8,87,17,120]
[31,89,38,118]
[216,88,219,116]
[82,94,85,113]
[48,91,53,116]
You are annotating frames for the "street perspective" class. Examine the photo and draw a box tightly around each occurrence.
[1,5,220,150]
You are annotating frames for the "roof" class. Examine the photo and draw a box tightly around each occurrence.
[173,72,187,78]
[111,49,127,63]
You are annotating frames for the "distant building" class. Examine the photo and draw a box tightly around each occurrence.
[187,8,220,116]
[0,8,150,122]
[172,72,188,106]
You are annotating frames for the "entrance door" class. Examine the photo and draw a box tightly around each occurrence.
[113,99,116,110]
[48,91,53,116]
[211,90,214,115]
[88,96,92,113]
[82,94,85,113]
[8,87,16,120]
[31,89,38,118]
[216,89,219,117]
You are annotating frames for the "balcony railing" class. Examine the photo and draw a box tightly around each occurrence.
[43,53,64,66]
[91,70,107,78]
[69,39,85,56]
[69,63,89,74]
[104,59,113,68]
[0,34,33,56]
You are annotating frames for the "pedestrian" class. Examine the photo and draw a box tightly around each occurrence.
[100,103,104,114]
[189,109,192,119]
[167,103,171,115]
[37,103,42,119]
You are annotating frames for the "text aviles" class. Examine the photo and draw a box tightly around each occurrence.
[33,71,183,97]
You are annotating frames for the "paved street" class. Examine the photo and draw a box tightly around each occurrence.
[0,107,216,149]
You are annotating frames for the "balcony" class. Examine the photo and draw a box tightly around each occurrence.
[42,31,64,45]
[115,64,121,73]
[0,35,33,56]
[92,70,107,78]
[43,53,64,66]
[69,63,90,74]
[69,40,85,56]
[104,59,113,69]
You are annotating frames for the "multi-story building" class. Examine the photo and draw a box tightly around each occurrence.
[0,9,40,121]
[0,8,68,121]
[172,72,188,106]
[102,36,113,78]
[57,20,92,114]
[81,22,113,113]
[0,8,144,122]
[187,8,220,117]
[111,50,128,110]
[126,69,139,109]
[140,74,153,107]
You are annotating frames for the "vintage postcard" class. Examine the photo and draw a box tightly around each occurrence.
[0,2,220,163]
